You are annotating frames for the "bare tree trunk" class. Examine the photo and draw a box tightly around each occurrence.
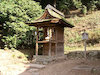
[54,0,56,8]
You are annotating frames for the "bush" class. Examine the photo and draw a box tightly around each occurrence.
[96,0,100,9]
[56,0,100,15]
[57,0,82,12]
[57,0,71,14]
[87,0,97,12]
[72,0,82,9]
[81,5,87,15]
[0,0,43,48]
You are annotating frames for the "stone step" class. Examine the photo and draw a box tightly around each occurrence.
[71,65,100,75]
[25,64,46,69]
[19,71,39,75]
[34,56,56,63]
[27,68,39,72]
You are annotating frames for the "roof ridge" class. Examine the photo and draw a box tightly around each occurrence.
[45,4,65,17]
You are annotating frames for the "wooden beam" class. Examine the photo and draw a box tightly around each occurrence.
[36,27,39,56]
[49,28,52,56]
[38,40,49,43]
[38,40,56,43]
[28,23,57,27]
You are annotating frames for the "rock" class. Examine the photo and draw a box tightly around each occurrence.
[28,68,38,72]
[88,51,98,57]
[19,71,39,75]
[43,61,48,65]
[25,64,46,69]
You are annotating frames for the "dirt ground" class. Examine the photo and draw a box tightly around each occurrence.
[39,59,100,75]
[0,50,100,75]
[0,50,29,75]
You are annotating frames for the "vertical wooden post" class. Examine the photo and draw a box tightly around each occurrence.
[36,27,39,56]
[49,27,52,56]
[62,27,64,56]
[49,42,51,56]
[55,28,57,56]
[82,30,88,59]
[84,40,87,59]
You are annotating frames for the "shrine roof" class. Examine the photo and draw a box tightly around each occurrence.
[26,4,74,28]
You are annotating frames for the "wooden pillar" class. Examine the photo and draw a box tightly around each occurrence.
[36,27,39,56]
[55,27,57,56]
[49,27,52,56]
[84,40,87,59]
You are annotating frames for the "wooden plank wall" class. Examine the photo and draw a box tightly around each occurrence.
[42,26,64,56]
[56,26,64,56]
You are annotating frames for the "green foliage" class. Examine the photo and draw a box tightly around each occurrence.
[0,0,43,48]
[87,0,97,12]
[57,0,72,14]
[57,0,82,14]
[65,29,81,45]
[96,0,100,9]
[69,33,81,43]
[72,0,82,9]
[81,5,87,15]
[49,0,99,15]
[35,0,100,15]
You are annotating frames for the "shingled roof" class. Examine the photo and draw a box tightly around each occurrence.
[27,4,74,28]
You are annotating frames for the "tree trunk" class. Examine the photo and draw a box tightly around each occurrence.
[54,0,56,8]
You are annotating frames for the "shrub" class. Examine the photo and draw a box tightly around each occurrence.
[72,0,82,9]
[81,5,87,15]
[0,0,43,48]
[57,0,71,14]
[87,0,97,12]
[57,0,82,11]
[96,0,100,9]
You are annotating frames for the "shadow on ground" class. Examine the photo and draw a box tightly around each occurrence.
[18,50,100,75]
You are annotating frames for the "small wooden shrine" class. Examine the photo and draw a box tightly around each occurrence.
[27,4,74,56]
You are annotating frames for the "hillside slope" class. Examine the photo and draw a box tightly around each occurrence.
[64,11,100,49]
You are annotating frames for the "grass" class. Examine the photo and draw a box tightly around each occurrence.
[64,10,100,54]
[64,46,100,54]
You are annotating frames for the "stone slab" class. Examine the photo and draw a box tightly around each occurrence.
[25,64,46,69]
